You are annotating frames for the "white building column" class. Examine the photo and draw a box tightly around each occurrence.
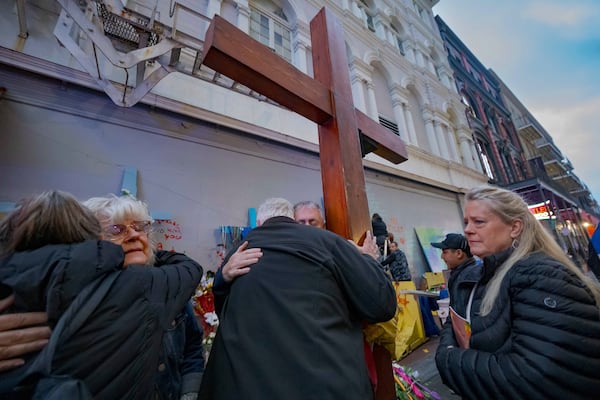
[293,39,308,73]
[365,80,378,119]
[446,125,460,162]
[404,104,418,145]
[350,68,367,113]
[434,121,449,159]
[206,0,222,18]
[384,25,393,45]
[458,128,480,171]
[236,2,250,33]
[345,0,358,17]
[391,95,409,143]
[427,57,436,75]
[403,41,417,64]
[459,135,476,170]
[423,110,440,156]
[415,49,425,69]
[426,121,439,155]
[373,16,386,41]
[358,6,368,29]
[437,65,453,89]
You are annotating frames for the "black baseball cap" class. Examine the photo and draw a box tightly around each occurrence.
[431,233,468,251]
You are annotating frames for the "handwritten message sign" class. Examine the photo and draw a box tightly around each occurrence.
[152,219,183,252]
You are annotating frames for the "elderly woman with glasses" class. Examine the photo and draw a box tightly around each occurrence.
[435,186,600,400]
[0,191,203,400]
[84,195,205,400]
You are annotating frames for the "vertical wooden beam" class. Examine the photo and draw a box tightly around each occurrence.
[310,8,371,243]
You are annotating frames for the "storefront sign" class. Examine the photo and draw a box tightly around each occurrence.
[528,201,555,220]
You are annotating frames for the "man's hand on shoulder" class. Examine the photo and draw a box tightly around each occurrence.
[221,241,263,282]
[0,294,51,372]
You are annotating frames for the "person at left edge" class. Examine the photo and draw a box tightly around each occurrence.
[0,191,203,399]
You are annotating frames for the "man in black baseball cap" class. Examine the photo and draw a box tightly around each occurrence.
[430,233,480,334]
[430,233,471,270]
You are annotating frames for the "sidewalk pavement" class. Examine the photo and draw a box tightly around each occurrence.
[398,335,460,399]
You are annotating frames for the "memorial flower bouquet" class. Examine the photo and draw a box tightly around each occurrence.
[392,362,441,400]
[193,271,219,356]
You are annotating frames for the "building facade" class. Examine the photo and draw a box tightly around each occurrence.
[436,15,598,262]
[435,16,531,187]
[1,0,488,276]
[494,71,599,261]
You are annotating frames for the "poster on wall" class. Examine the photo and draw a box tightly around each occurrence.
[414,227,446,273]
[152,219,183,252]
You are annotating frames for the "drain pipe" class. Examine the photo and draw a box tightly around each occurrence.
[16,0,29,39]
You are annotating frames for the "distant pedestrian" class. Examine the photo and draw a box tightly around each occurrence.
[380,241,411,281]
[371,213,388,251]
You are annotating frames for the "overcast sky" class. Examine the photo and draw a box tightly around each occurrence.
[433,0,600,204]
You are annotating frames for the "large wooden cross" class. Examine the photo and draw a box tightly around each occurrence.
[201,9,407,397]
[200,7,407,244]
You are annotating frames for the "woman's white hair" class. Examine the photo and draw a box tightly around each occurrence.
[466,186,600,315]
[83,194,156,265]
[257,198,294,225]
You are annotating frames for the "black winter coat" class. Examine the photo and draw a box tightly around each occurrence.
[446,257,480,319]
[371,219,388,247]
[201,217,396,400]
[380,249,412,281]
[0,240,203,400]
[435,250,600,399]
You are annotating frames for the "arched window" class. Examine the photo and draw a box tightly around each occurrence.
[249,1,292,62]
[390,23,405,56]
[515,157,529,180]
[500,150,516,182]
[460,92,476,119]
[412,0,430,26]
[487,111,499,135]
[372,66,398,135]
[358,0,375,32]
[476,138,495,180]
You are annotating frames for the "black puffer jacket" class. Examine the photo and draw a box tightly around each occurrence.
[0,240,203,400]
[446,257,480,319]
[435,249,600,399]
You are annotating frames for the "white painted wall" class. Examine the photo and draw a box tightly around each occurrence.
[0,66,463,276]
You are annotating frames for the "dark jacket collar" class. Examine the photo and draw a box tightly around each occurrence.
[452,257,480,281]
[261,216,297,226]
[481,247,513,283]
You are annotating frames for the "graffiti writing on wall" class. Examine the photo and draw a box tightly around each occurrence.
[152,219,182,252]
[387,216,406,246]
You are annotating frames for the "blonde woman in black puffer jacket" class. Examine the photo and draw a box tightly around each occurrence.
[435,186,600,400]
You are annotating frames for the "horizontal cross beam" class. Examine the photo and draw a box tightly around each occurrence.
[201,15,408,165]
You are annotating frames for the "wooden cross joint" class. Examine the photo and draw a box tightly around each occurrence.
[201,14,407,166]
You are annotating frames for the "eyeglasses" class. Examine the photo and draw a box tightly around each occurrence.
[104,221,152,240]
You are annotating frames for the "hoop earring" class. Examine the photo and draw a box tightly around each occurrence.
[511,238,520,250]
